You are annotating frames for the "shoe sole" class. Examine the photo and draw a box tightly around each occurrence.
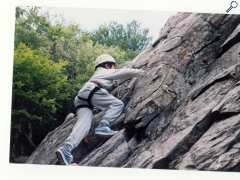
[56,150,69,165]
[71,163,78,166]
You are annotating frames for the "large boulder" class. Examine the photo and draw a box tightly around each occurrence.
[27,12,240,171]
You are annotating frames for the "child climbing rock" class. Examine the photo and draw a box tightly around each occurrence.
[56,54,144,165]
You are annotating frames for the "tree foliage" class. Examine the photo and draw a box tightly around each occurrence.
[13,43,69,122]
[11,6,152,161]
[90,21,152,59]
[90,20,151,51]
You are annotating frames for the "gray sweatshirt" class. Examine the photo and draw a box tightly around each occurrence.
[78,67,143,96]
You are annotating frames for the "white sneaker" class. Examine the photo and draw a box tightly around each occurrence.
[56,144,73,165]
[95,126,118,137]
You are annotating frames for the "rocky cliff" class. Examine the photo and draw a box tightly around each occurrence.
[26,12,240,171]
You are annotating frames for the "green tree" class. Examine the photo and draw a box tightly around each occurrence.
[15,7,51,50]
[90,20,152,55]
[13,43,69,121]
[11,6,152,162]
[11,43,70,160]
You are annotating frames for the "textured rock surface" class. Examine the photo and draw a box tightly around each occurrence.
[27,13,240,171]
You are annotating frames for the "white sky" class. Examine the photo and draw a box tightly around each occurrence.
[40,7,175,41]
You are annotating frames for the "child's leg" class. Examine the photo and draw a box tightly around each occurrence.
[57,107,93,165]
[64,107,93,149]
[92,88,124,128]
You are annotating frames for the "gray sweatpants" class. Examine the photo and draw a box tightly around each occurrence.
[64,88,124,150]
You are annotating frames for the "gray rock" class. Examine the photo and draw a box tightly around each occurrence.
[26,13,240,172]
[27,113,76,164]
[177,114,240,171]
[79,130,129,167]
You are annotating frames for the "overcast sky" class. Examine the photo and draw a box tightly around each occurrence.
[40,7,175,41]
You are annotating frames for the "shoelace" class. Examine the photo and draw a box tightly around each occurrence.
[62,144,73,161]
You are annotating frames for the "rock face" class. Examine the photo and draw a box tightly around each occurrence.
[27,13,240,171]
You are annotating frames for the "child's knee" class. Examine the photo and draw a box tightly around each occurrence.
[116,99,124,110]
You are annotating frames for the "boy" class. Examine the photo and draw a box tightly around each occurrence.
[56,54,143,165]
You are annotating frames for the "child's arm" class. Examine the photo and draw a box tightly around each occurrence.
[95,68,144,81]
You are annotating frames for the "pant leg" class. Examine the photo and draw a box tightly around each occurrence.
[64,107,93,150]
[91,88,124,127]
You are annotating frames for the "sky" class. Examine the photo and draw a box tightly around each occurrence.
[40,7,175,41]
